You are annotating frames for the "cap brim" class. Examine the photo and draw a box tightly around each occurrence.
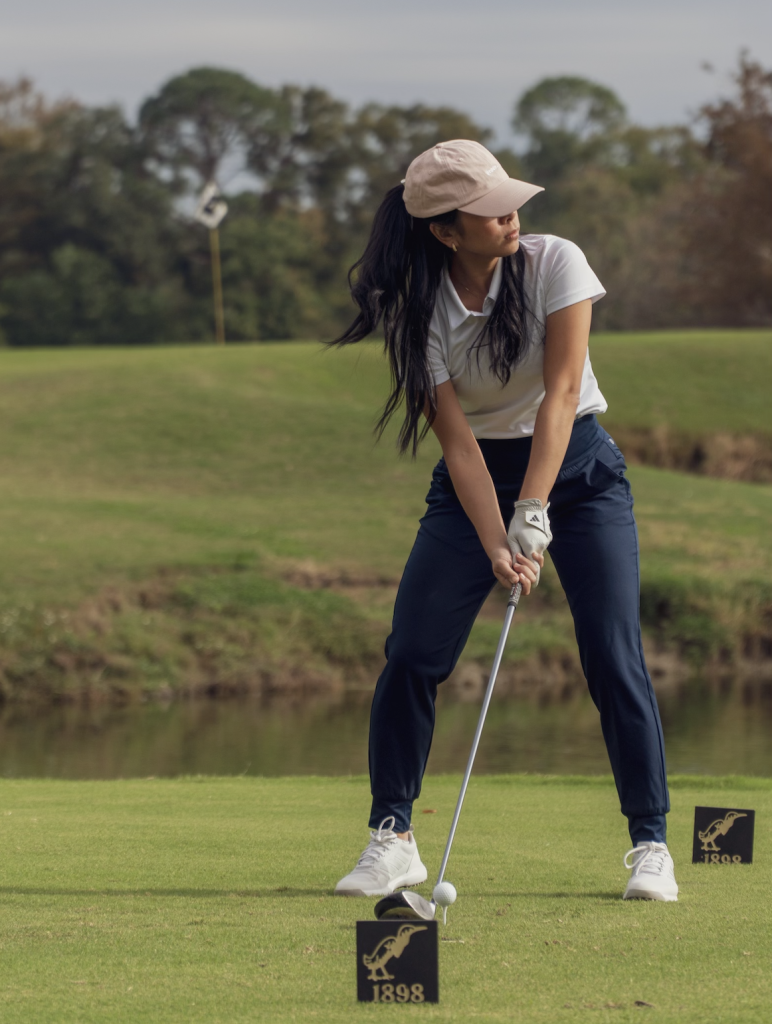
[458,178,544,217]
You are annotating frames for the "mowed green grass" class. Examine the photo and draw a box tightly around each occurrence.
[1,776,770,1023]
[0,333,770,605]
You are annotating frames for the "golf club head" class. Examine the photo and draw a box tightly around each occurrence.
[373,891,436,921]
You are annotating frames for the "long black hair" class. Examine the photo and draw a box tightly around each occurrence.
[331,183,531,456]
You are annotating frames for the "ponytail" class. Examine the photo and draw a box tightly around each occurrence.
[331,184,530,456]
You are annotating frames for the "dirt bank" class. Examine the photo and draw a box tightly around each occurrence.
[444,644,772,704]
[1,559,770,707]
[610,426,772,483]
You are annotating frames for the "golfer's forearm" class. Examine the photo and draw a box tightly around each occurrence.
[444,449,509,557]
[519,392,579,504]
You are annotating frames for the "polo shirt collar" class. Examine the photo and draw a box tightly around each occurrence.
[442,258,503,332]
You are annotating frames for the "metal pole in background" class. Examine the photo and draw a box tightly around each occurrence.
[209,226,226,345]
[195,182,229,345]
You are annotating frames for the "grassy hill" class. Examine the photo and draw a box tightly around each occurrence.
[0,332,770,702]
[591,329,772,481]
[592,329,772,438]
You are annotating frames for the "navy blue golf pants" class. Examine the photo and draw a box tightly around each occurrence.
[368,415,670,846]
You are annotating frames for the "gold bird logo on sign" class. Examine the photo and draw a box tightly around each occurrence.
[362,924,428,981]
[699,811,747,852]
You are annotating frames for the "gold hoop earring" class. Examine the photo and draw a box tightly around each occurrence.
[451,243,458,253]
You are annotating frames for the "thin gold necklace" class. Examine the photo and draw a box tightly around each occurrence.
[453,275,485,297]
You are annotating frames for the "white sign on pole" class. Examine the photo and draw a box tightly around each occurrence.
[194,181,228,230]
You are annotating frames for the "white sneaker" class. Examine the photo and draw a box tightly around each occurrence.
[623,842,679,902]
[334,817,428,897]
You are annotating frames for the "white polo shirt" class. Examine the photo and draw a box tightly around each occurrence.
[426,234,607,438]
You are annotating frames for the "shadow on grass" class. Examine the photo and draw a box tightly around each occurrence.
[0,886,621,902]
[481,891,621,901]
[0,886,327,898]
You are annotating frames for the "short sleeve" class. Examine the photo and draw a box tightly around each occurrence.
[426,322,451,386]
[542,238,606,316]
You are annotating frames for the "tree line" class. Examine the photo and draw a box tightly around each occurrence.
[0,56,769,345]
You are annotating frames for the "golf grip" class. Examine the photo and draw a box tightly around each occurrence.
[435,581,522,888]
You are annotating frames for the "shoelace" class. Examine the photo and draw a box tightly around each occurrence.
[624,842,670,875]
[356,816,401,868]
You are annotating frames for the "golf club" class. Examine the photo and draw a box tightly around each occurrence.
[375,581,523,923]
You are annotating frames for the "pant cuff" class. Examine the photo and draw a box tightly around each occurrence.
[369,799,413,834]
[628,813,667,846]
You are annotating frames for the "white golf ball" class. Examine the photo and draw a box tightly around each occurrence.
[433,881,457,907]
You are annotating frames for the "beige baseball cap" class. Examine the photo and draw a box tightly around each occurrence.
[403,139,544,219]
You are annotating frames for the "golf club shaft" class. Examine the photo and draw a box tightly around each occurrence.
[435,582,522,887]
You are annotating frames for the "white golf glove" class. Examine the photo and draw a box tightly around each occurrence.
[507,499,552,587]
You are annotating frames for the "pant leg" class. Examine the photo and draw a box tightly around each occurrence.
[369,476,496,833]
[548,434,670,845]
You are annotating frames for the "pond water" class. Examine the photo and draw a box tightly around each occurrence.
[1,677,771,779]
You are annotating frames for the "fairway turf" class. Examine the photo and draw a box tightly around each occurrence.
[0,776,770,1023]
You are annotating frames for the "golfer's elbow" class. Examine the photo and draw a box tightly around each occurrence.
[443,440,483,476]
[544,383,582,415]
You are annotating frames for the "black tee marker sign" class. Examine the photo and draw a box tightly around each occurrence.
[692,806,755,864]
[356,920,439,1003]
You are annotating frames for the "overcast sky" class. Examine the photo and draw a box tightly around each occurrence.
[2,0,770,142]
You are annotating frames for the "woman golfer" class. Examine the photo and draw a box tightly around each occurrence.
[332,140,677,902]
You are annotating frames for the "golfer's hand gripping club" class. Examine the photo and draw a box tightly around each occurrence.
[507,499,552,587]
